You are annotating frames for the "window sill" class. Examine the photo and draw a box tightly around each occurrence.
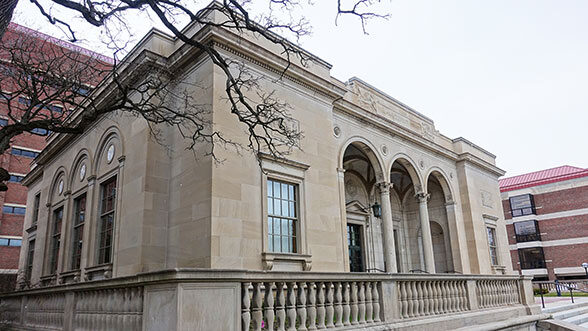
[25,224,37,234]
[262,252,312,271]
[60,269,81,283]
[492,265,506,274]
[85,263,112,281]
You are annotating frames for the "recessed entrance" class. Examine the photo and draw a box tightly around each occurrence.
[347,223,364,272]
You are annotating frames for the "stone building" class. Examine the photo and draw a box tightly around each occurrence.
[500,165,588,281]
[0,7,543,331]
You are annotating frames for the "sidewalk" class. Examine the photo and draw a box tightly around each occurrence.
[536,296,588,310]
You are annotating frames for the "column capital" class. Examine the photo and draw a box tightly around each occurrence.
[415,192,430,203]
[376,181,393,194]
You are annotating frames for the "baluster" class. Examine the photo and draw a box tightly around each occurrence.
[276,282,286,331]
[418,281,426,317]
[446,281,454,313]
[412,281,420,317]
[491,281,497,307]
[479,281,485,308]
[422,281,429,316]
[406,282,414,318]
[286,282,297,331]
[264,282,275,331]
[343,282,351,326]
[334,282,343,327]
[317,282,326,329]
[453,281,460,312]
[358,282,366,324]
[434,281,441,315]
[252,283,263,331]
[451,281,457,312]
[350,282,359,324]
[297,282,308,331]
[365,282,373,323]
[372,282,381,322]
[242,283,251,331]
[461,281,466,310]
[400,282,408,318]
[307,282,317,331]
[326,282,335,328]
[438,281,446,313]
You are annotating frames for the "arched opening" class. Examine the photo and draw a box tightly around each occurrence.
[342,142,384,272]
[389,158,423,273]
[426,175,454,273]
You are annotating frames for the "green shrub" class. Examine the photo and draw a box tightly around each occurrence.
[534,288,549,295]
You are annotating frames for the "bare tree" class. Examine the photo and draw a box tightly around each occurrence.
[0,0,389,190]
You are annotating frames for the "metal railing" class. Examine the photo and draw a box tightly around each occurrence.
[534,280,588,308]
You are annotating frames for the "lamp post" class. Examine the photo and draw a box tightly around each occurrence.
[582,262,588,278]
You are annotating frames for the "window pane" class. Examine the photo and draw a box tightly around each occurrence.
[273,235,281,252]
[268,234,273,252]
[281,218,288,237]
[510,195,532,209]
[282,200,289,217]
[289,202,295,217]
[268,197,273,215]
[289,185,294,201]
[9,239,21,246]
[282,236,289,253]
[267,181,273,197]
[281,183,288,201]
[514,221,537,235]
[274,199,281,216]
[273,182,280,198]
[0,239,8,246]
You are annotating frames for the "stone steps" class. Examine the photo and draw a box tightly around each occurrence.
[543,301,588,330]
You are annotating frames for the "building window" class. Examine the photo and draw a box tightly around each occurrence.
[0,118,7,126]
[8,174,24,183]
[514,220,541,242]
[486,227,498,265]
[267,179,298,253]
[11,147,39,158]
[98,177,116,264]
[2,205,26,215]
[509,194,535,217]
[49,207,63,274]
[26,239,35,282]
[31,127,49,136]
[32,193,41,225]
[518,247,546,269]
[70,194,86,270]
[0,238,22,246]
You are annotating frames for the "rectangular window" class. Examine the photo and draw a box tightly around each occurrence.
[49,207,63,274]
[487,227,498,265]
[32,193,41,225]
[267,179,298,253]
[70,194,86,270]
[31,127,48,136]
[11,147,39,158]
[98,177,117,264]
[0,238,21,246]
[514,220,541,242]
[8,175,24,183]
[509,194,535,217]
[26,239,35,282]
[0,118,7,126]
[518,247,546,269]
[2,205,26,215]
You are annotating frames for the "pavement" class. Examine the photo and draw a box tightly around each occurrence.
[536,296,588,309]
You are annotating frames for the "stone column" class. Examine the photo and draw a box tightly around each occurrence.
[416,192,435,273]
[377,182,397,273]
[337,168,350,272]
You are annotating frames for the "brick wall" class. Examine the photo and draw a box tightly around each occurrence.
[503,182,588,280]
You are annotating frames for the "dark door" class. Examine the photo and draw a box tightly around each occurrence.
[347,224,364,272]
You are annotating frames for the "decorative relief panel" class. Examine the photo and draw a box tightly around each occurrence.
[481,190,494,208]
[350,81,437,141]
[344,174,368,206]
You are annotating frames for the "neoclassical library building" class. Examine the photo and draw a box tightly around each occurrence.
[1,9,543,331]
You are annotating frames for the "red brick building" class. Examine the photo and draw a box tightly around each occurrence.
[500,165,588,281]
[0,23,110,291]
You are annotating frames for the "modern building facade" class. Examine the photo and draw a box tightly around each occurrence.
[500,165,588,281]
[0,23,107,292]
[0,8,543,330]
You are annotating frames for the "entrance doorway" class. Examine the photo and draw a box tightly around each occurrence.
[347,224,364,272]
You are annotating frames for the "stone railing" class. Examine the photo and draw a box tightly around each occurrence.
[0,269,537,331]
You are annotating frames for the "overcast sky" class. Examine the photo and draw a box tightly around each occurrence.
[12,0,588,178]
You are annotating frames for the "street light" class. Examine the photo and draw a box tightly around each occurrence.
[582,262,588,278]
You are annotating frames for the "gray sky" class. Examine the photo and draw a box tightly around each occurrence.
[13,0,588,178]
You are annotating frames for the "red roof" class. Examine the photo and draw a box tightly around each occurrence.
[499,165,588,192]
